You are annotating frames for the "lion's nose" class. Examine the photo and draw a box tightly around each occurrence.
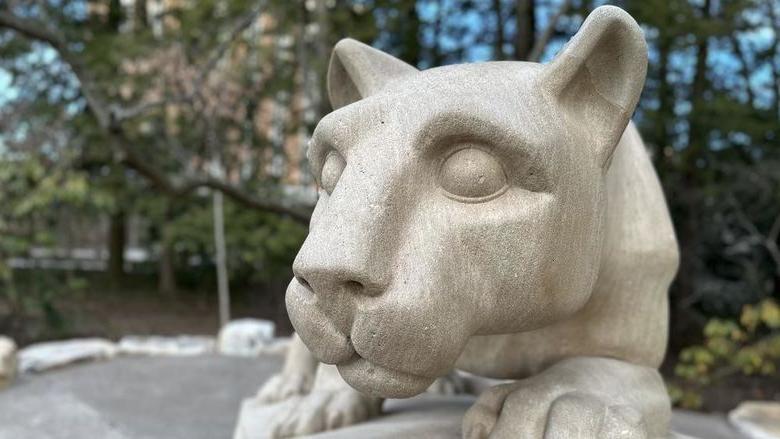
[292,232,388,297]
[293,267,381,297]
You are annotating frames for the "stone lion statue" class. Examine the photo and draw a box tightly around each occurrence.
[255,5,678,438]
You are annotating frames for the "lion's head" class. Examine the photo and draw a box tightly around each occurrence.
[286,6,648,398]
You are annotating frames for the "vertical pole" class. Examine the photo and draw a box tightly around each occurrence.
[213,188,230,327]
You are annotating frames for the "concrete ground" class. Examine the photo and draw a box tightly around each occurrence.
[0,355,282,439]
[0,354,748,439]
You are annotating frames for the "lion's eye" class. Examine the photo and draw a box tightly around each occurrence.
[439,147,507,201]
[320,151,346,194]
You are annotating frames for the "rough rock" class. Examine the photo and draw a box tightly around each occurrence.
[730,401,780,439]
[0,336,16,388]
[218,319,276,356]
[117,335,215,356]
[18,338,117,373]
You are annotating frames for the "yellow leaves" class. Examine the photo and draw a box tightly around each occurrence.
[741,303,760,333]
[667,383,703,410]
[670,299,780,408]
[742,299,780,332]
[705,336,735,357]
[760,299,780,329]
[703,318,745,342]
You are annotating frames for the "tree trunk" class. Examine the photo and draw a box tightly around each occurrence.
[654,36,672,171]
[514,0,535,60]
[213,190,230,327]
[493,0,506,60]
[158,213,177,296]
[107,210,126,285]
[399,0,421,67]
[158,240,176,296]
[135,0,148,30]
[429,1,445,66]
[669,0,712,352]
[108,0,123,31]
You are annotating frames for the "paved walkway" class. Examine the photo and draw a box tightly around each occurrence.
[0,354,747,439]
[0,355,282,439]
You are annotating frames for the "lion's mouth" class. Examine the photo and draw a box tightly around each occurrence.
[288,277,443,398]
[286,278,357,364]
[337,355,436,398]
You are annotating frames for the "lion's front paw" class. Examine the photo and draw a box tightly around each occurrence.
[464,388,649,439]
[462,381,515,439]
[427,371,468,395]
[542,392,648,438]
[257,372,312,404]
[269,389,382,438]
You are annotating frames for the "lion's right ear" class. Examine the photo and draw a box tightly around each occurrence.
[327,39,418,110]
[540,6,647,169]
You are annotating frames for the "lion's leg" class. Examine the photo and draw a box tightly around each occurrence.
[268,363,384,438]
[256,333,384,437]
[257,333,318,402]
[462,356,670,439]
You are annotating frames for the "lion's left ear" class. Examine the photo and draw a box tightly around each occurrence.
[541,6,647,168]
[327,39,418,110]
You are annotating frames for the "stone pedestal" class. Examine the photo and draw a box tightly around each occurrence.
[233,394,471,439]
[729,401,780,439]
[233,393,714,439]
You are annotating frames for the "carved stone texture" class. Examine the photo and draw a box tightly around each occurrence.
[255,5,679,438]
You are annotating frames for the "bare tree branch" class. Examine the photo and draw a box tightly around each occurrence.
[729,196,780,273]
[0,3,312,225]
[728,33,755,107]
[113,2,266,122]
[528,0,571,62]
[0,10,60,48]
[0,10,112,128]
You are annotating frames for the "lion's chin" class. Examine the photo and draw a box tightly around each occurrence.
[337,356,435,398]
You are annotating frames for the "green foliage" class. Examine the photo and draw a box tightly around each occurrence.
[0,153,108,337]
[148,196,306,284]
[0,155,111,280]
[670,299,780,409]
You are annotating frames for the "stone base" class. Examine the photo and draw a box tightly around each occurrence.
[233,394,720,439]
[233,394,756,439]
[729,401,780,439]
[233,394,472,439]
